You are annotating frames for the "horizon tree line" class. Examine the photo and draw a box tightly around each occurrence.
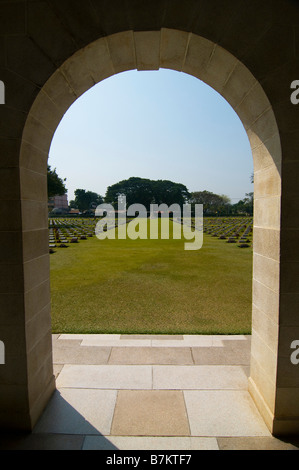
[48,167,253,217]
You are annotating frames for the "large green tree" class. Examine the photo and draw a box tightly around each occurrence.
[47,165,67,198]
[190,191,231,216]
[232,192,254,216]
[152,179,190,207]
[105,177,190,210]
[73,189,103,212]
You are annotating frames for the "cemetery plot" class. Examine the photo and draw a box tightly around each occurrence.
[49,219,97,253]
[50,216,253,334]
[48,217,130,253]
[49,217,253,254]
[201,217,253,248]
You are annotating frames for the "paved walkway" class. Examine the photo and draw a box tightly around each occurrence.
[1,335,299,450]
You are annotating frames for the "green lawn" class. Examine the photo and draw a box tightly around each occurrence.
[50,221,253,334]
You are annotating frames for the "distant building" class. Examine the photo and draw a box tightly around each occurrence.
[48,194,69,211]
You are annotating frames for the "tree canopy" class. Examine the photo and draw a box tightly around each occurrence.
[47,165,67,198]
[190,191,231,216]
[232,192,253,216]
[105,177,190,210]
[49,169,253,217]
[71,189,103,212]
[190,190,253,216]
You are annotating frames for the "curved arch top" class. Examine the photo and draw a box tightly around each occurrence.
[23,30,282,171]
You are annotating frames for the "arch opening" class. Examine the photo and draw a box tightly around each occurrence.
[48,67,254,336]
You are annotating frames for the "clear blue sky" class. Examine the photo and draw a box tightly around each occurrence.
[48,69,254,203]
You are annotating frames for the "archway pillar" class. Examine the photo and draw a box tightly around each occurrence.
[247,127,299,435]
[0,134,55,430]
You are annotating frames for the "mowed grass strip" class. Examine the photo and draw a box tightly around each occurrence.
[50,220,253,334]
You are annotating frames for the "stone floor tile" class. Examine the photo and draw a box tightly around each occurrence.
[217,436,299,450]
[184,390,271,437]
[183,335,214,345]
[53,345,111,365]
[33,388,117,435]
[56,364,153,389]
[0,433,85,450]
[53,364,63,379]
[192,346,250,365]
[108,347,193,365]
[58,334,90,341]
[153,365,249,390]
[81,334,121,341]
[111,390,190,436]
[54,339,82,349]
[212,335,251,346]
[120,335,184,340]
[83,436,219,450]
[152,336,213,348]
[218,339,252,355]
[52,334,60,342]
[81,338,151,347]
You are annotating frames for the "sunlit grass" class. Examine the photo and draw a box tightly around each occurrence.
[50,220,252,334]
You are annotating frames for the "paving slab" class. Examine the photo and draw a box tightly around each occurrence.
[53,364,63,379]
[56,364,153,389]
[53,345,111,365]
[81,338,152,347]
[192,345,250,365]
[152,336,214,348]
[33,388,117,435]
[120,335,184,340]
[111,390,190,436]
[58,334,120,341]
[184,390,272,437]
[213,338,252,354]
[53,339,83,349]
[153,365,249,390]
[212,335,250,345]
[217,437,299,450]
[51,334,60,342]
[108,347,193,365]
[83,436,219,450]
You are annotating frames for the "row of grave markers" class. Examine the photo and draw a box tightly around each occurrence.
[49,217,253,254]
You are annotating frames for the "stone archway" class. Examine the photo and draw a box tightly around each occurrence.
[0,1,299,436]
[16,29,287,433]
